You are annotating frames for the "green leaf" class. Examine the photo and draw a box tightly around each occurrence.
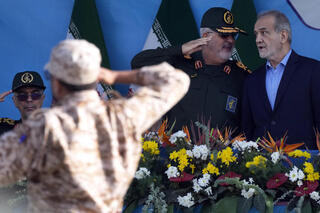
[211,196,239,213]
[287,197,298,211]
[167,204,174,213]
[253,194,265,213]
[237,196,253,213]
[123,200,138,213]
[201,202,215,213]
[301,199,312,213]
[265,189,277,198]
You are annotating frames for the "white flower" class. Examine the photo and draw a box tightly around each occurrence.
[177,193,195,208]
[286,166,304,182]
[205,187,213,196]
[134,167,150,179]
[186,150,193,158]
[271,152,280,164]
[198,174,210,187]
[241,188,255,199]
[192,145,209,160]
[297,170,305,180]
[310,191,320,201]
[242,179,249,186]
[297,180,303,187]
[248,178,254,184]
[169,130,186,144]
[232,140,259,152]
[192,179,202,193]
[165,166,179,179]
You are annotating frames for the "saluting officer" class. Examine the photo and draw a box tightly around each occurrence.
[132,7,251,133]
[0,71,45,135]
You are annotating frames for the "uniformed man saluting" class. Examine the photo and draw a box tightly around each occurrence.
[0,71,45,136]
[132,7,251,133]
[0,39,189,213]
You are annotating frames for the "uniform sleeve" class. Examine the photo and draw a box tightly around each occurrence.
[109,62,190,135]
[131,46,183,69]
[0,112,44,185]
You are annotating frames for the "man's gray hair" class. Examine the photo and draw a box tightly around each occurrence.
[199,27,213,37]
[257,10,292,44]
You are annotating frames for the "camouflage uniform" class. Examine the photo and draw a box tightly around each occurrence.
[0,63,189,213]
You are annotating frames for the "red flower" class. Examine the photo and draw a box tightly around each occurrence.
[295,181,319,196]
[266,173,288,189]
[217,171,241,186]
[170,172,194,182]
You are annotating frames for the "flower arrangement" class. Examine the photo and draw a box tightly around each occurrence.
[123,122,320,213]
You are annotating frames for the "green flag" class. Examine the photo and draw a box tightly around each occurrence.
[231,0,265,70]
[68,0,113,100]
[142,0,199,49]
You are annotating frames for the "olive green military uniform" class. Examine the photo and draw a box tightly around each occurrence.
[132,46,251,132]
[0,62,189,213]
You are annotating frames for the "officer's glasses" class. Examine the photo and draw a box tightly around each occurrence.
[15,91,43,102]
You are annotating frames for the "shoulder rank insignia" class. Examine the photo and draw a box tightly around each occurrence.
[236,61,252,74]
[194,60,203,70]
[0,118,16,126]
[224,65,231,75]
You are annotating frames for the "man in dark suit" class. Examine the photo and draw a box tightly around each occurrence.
[242,10,320,149]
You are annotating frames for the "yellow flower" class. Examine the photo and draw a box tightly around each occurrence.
[190,164,195,174]
[246,155,267,168]
[304,162,314,174]
[202,162,220,176]
[170,149,190,172]
[210,154,214,161]
[169,151,179,161]
[217,147,237,166]
[306,172,320,181]
[141,153,145,162]
[288,150,311,159]
[142,140,160,155]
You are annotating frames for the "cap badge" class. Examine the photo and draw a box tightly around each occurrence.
[21,73,34,83]
[223,11,234,25]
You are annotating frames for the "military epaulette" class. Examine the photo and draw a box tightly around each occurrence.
[0,118,16,126]
[235,61,252,74]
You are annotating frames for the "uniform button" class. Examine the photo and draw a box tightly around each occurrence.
[271,120,276,125]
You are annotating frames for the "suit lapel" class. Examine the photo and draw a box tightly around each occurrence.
[257,67,273,114]
[273,51,299,111]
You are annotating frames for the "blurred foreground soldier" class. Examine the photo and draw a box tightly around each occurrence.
[132,7,251,133]
[0,71,45,135]
[0,39,190,212]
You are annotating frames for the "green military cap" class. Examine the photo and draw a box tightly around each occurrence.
[12,71,46,92]
[201,7,247,35]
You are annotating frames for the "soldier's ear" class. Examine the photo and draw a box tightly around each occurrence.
[12,96,18,107]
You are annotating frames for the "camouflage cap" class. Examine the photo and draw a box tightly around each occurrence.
[45,39,101,86]
[201,7,247,35]
[12,71,46,92]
